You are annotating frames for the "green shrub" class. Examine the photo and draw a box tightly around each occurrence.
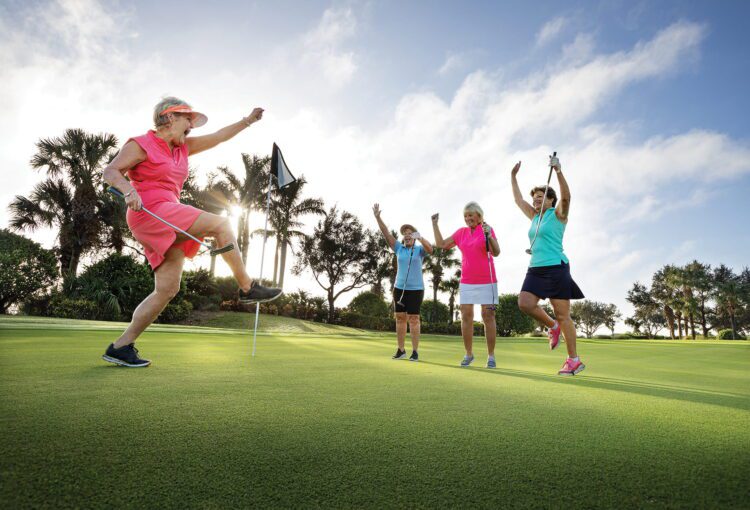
[717,329,746,340]
[47,295,99,320]
[184,269,220,311]
[339,311,395,331]
[71,254,153,320]
[215,277,239,301]
[348,291,390,317]
[420,300,450,323]
[495,294,535,336]
[158,299,193,324]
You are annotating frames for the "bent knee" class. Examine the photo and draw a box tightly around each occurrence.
[518,298,535,314]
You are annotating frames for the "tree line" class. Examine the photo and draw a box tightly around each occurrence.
[2,128,748,340]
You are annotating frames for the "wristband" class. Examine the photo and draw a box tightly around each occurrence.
[124,190,134,197]
[243,117,252,127]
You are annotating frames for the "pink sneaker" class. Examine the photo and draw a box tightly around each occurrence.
[547,322,561,350]
[558,358,585,376]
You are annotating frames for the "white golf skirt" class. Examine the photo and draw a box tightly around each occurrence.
[459,282,498,305]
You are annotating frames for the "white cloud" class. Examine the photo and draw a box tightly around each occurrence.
[536,16,568,47]
[301,7,358,86]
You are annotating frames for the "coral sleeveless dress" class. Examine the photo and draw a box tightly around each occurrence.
[126,131,204,270]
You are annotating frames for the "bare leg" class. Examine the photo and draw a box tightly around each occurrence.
[551,299,578,358]
[182,212,252,291]
[481,305,496,356]
[395,312,407,351]
[518,291,555,328]
[460,304,474,356]
[114,248,185,348]
[407,314,420,352]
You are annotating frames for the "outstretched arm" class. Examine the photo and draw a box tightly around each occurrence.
[372,203,396,250]
[511,161,536,220]
[187,107,264,156]
[552,158,571,222]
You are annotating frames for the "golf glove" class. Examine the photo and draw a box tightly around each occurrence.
[411,231,421,240]
[550,155,561,172]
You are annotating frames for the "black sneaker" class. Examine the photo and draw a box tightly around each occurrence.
[392,349,406,360]
[239,281,283,304]
[102,343,151,367]
[409,351,419,362]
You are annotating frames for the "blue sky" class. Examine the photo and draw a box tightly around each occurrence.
[1,0,748,324]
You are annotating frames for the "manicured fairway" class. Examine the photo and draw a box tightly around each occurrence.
[1,316,749,509]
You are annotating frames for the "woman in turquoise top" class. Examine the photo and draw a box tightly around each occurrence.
[511,155,585,376]
[373,203,434,361]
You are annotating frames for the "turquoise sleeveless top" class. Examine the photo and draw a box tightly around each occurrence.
[528,208,569,268]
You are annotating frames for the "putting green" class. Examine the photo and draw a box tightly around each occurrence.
[1,316,748,508]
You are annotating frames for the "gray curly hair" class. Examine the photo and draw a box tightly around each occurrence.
[463,201,484,218]
[153,96,191,127]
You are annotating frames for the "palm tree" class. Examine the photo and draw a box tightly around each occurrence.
[209,154,270,267]
[423,247,459,322]
[713,264,743,339]
[269,176,324,289]
[683,260,713,337]
[8,129,119,283]
[651,265,679,339]
[439,269,461,324]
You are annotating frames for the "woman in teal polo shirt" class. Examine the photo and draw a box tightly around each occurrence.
[511,155,586,376]
[373,203,434,361]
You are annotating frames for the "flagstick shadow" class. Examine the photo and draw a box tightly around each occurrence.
[418,360,750,412]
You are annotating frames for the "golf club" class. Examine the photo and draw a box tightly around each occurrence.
[484,225,497,310]
[397,240,415,306]
[526,151,556,255]
[107,186,234,257]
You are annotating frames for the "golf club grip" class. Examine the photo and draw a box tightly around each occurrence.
[107,186,124,197]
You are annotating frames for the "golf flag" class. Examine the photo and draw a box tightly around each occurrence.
[271,143,296,189]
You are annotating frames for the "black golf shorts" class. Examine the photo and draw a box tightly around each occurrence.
[393,288,424,315]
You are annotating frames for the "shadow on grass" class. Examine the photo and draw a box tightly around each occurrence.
[420,360,750,411]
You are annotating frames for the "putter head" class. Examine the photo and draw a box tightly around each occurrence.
[210,243,235,256]
[525,248,532,255]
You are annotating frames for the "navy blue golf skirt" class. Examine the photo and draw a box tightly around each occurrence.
[521,262,584,300]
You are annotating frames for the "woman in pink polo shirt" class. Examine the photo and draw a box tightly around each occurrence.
[100,96,282,367]
[432,202,501,368]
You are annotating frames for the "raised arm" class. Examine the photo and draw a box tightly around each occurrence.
[552,157,571,223]
[511,161,536,220]
[415,232,434,255]
[102,140,146,211]
[187,107,264,156]
[372,203,396,250]
[431,213,456,250]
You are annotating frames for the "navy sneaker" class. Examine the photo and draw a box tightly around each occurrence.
[239,281,283,304]
[392,349,406,360]
[102,343,151,367]
[409,351,419,362]
[460,355,475,367]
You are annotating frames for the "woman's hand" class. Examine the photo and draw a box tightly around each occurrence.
[511,161,521,176]
[244,107,265,125]
[482,223,492,236]
[550,155,561,173]
[125,189,142,211]
[431,213,439,224]
[373,203,381,217]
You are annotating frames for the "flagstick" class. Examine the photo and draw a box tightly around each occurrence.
[252,173,274,357]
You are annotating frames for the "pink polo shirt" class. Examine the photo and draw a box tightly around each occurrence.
[452,226,498,284]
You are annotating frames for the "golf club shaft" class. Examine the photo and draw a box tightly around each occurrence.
[398,244,415,305]
[107,186,212,251]
[528,152,556,254]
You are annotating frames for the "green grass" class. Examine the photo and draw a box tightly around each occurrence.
[1,315,749,509]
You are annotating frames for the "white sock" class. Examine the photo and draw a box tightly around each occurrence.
[551,321,559,330]
[570,356,580,362]
[488,355,495,361]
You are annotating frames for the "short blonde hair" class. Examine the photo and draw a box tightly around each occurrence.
[463,201,484,218]
[153,96,190,127]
